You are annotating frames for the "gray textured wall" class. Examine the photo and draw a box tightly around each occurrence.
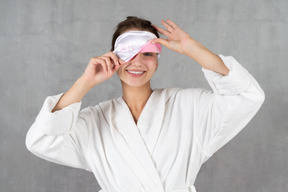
[1,0,287,191]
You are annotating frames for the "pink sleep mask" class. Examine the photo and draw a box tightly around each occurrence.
[139,40,161,53]
[113,31,162,62]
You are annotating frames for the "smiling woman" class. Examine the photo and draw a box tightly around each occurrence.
[112,29,161,92]
[25,16,265,192]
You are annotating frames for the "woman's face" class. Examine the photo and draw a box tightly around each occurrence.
[116,29,158,88]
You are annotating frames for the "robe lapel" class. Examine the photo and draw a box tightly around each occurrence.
[136,90,165,155]
[108,89,165,192]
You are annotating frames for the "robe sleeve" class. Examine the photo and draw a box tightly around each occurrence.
[25,93,91,171]
[193,54,265,162]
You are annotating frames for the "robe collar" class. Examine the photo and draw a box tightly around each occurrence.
[108,89,166,192]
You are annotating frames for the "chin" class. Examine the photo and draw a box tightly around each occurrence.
[120,79,150,88]
[126,82,148,88]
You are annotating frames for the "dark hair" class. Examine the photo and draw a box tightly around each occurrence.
[111,16,160,51]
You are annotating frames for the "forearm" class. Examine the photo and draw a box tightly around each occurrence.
[184,38,230,76]
[52,77,93,112]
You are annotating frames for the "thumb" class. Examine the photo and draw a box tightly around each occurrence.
[119,59,126,65]
[111,64,121,74]
[151,38,169,47]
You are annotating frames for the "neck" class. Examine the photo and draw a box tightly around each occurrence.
[121,81,153,111]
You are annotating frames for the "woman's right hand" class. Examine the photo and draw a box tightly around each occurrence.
[80,52,124,89]
[52,52,124,112]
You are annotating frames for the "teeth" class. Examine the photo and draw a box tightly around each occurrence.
[127,70,144,74]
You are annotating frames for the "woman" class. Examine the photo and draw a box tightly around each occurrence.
[26,16,265,192]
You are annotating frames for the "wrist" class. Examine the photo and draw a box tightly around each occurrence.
[78,75,95,91]
[52,77,91,112]
[74,76,93,96]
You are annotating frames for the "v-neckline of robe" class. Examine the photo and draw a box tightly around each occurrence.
[109,88,166,191]
[118,89,157,127]
[113,88,166,156]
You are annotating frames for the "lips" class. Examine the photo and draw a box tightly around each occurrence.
[126,70,146,77]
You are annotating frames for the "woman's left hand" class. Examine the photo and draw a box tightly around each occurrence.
[151,19,195,55]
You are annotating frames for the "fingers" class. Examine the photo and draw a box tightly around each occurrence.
[100,52,124,75]
[90,57,108,74]
[99,56,113,75]
[151,38,169,47]
[153,24,170,37]
[104,52,122,66]
[166,19,178,29]
[153,19,178,37]
[111,63,121,74]
[161,19,174,32]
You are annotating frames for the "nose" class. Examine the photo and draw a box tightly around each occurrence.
[129,53,142,66]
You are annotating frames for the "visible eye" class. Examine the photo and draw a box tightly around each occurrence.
[143,52,153,56]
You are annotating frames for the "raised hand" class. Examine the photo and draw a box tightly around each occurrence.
[152,19,229,76]
[52,52,124,112]
[151,19,195,55]
[81,52,124,89]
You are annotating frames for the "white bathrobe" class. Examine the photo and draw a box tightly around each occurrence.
[25,55,265,192]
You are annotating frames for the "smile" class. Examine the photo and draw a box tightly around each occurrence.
[126,70,146,77]
[127,70,145,74]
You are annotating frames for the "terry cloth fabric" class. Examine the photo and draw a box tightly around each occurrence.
[26,55,265,192]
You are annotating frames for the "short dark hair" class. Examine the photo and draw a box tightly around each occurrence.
[111,16,159,51]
